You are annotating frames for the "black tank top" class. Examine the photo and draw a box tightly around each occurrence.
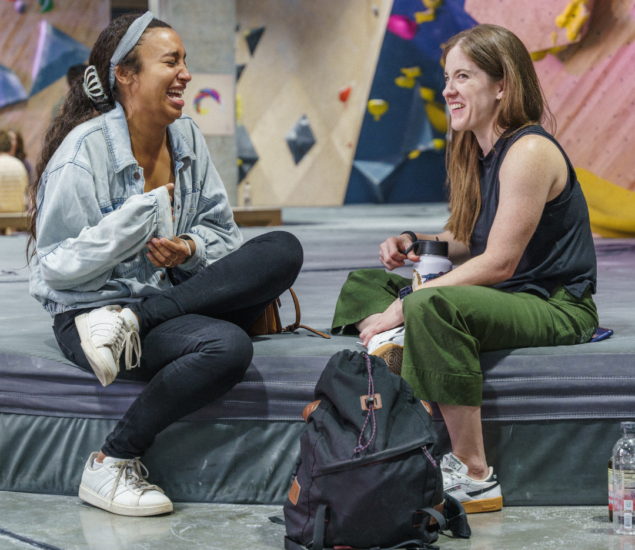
[469,125,597,298]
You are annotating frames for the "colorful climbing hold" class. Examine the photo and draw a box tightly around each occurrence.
[423,0,443,8]
[433,138,446,150]
[530,50,548,62]
[395,76,416,89]
[414,9,435,23]
[387,15,418,41]
[13,0,25,12]
[408,150,422,159]
[194,88,222,114]
[40,0,54,13]
[367,99,389,121]
[339,85,352,103]
[426,102,448,133]
[401,67,421,79]
[420,87,436,102]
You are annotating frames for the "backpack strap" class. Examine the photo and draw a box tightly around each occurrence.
[281,288,331,339]
[422,507,447,532]
[311,503,329,550]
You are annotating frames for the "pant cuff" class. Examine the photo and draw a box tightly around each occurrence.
[401,366,483,407]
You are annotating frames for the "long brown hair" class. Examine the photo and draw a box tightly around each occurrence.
[442,24,555,245]
[27,14,171,261]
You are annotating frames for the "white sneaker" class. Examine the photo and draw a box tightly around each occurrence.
[75,306,141,387]
[441,452,503,514]
[367,326,405,375]
[79,453,173,517]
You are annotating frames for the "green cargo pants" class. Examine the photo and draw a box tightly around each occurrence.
[332,269,598,407]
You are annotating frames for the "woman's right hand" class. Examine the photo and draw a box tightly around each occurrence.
[379,234,420,271]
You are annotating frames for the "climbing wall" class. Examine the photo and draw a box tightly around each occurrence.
[0,0,108,166]
[467,0,635,193]
[344,0,476,204]
[235,0,392,207]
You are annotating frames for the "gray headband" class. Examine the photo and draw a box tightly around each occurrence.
[109,11,156,90]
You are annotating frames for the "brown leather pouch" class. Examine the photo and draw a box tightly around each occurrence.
[247,287,330,339]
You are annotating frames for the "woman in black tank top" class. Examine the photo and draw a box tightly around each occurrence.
[331,24,598,513]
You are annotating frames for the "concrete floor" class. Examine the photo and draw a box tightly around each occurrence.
[0,491,631,550]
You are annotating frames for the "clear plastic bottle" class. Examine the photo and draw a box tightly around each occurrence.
[613,421,635,535]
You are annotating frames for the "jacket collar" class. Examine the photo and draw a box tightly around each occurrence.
[102,103,196,173]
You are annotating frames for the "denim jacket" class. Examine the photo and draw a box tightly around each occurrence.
[30,103,243,316]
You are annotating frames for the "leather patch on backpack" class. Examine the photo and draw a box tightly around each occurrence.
[360,394,382,411]
[288,478,301,505]
[302,400,320,422]
[421,400,432,416]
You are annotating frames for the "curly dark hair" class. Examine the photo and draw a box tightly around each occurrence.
[27,13,172,261]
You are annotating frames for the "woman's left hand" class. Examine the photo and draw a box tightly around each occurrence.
[146,236,193,268]
[359,299,404,347]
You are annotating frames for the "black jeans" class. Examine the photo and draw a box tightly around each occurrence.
[53,231,303,458]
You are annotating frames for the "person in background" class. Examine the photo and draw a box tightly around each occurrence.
[0,130,29,213]
[8,129,35,185]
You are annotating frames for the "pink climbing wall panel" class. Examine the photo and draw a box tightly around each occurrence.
[467,0,635,192]
[464,0,595,53]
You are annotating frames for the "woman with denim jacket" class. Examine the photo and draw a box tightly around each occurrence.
[28,12,303,517]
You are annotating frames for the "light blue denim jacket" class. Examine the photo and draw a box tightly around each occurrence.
[30,103,243,316]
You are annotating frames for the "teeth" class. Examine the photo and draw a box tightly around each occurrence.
[167,89,183,97]
[450,103,465,110]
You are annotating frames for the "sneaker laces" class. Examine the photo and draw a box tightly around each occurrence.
[108,458,165,504]
[103,317,141,370]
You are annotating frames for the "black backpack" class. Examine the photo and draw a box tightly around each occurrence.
[281,350,465,550]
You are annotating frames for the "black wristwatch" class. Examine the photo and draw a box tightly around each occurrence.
[399,285,414,302]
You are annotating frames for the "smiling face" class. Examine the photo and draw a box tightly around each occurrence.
[116,27,191,127]
[442,45,504,146]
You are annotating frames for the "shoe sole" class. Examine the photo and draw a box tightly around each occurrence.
[462,495,503,514]
[79,485,173,517]
[75,314,116,387]
[371,343,403,375]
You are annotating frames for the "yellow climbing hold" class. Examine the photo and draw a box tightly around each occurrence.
[396,76,416,88]
[415,9,435,23]
[237,158,244,166]
[368,99,389,121]
[433,138,446,150]
[555,0,589,41]
[401,67,422,79]
[530,50,548,62]
[423,0,443,9]
[408,150,422,159]
[395,67,421,89]
[426,101,448,133]
[420,87,436,102]
[236,94,243,121]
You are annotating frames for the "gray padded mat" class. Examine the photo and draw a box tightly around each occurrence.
[1,205,634,505]
[0,206,633,423]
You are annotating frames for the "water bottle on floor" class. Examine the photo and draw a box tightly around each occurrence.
[613,421,635,536]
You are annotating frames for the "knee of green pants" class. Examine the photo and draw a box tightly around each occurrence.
[401,287,483,406]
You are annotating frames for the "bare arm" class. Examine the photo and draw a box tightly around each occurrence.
[417,135,567,290]
[361,134,567,345]
[379,229,470,270]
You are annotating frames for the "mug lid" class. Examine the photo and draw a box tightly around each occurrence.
[409,239,449,257]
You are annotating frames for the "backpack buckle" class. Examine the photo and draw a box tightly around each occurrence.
[360,393,382,411]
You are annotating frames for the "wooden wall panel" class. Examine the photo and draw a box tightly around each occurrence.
[0,0,109,168]
[236,0,392,207]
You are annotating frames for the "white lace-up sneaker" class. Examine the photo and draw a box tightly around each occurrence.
[75,305,141,387]
[367,326,405,375]
[79,453,173,517]
[441,452,503,514]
